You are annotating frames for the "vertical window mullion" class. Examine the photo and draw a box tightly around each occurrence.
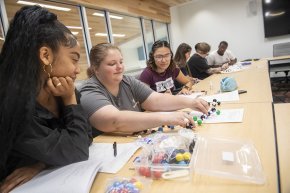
[79,5,91,67]
[104,10,113,44]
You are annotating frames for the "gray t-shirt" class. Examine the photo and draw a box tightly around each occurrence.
[79,75,154,118]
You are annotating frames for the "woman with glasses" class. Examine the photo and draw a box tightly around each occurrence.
[187,42,229,80]
[139,40,194,95]
[79,43,209,136]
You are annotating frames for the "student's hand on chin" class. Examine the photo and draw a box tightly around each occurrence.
[0,164,45,193]
[47,76,75,98]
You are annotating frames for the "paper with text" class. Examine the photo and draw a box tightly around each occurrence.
[190,108,244,123]
[178,92,206,99]
[201,90,239,102]
[221,63,249,74]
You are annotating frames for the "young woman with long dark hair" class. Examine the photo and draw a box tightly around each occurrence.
[0,6,92,192]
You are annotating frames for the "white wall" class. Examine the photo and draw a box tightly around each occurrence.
[170,0,290,61]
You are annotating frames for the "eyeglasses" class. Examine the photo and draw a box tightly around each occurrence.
[154,53,172,61]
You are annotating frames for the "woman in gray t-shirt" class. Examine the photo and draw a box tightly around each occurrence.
[80,43,209,135]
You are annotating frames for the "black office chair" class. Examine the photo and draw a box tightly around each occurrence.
[274,70,290,83]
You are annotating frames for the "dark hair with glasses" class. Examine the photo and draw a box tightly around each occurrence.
[147,40,176,71]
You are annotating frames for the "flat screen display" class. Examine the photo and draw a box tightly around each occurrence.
[262,0,290,38]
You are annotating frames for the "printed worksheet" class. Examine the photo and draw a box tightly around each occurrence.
[201,90,239,102]
[221,63,250,74]
[178,92,206,99]
[190,108,244,123]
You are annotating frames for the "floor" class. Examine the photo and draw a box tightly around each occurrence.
[271,77,290,103]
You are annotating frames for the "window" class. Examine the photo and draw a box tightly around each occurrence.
[3,0,171,78]
[110,13,146,75]
[144,19,154,58]
[4,0,89,80]
[154,21,169,42]
[86,9,108,46]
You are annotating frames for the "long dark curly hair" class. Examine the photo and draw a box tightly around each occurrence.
[147,40,176,71]
[0,5,77,180]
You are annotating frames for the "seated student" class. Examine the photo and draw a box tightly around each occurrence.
[187,42,229,80]
[173,43,199,90]
[139,40,194,95]
[207,41,237,67]
[0,6,92,193]
[174,43,192,76]
[79,43,209,136]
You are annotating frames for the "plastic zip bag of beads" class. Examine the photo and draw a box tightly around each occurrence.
[105,176,152,193]
[134,133,197,180]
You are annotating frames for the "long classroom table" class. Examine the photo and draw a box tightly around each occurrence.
[274,103,290,193]
[192,59,273,103]
[90,102,278,193]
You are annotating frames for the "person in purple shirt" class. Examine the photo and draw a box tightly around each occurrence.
[139,40,195,95]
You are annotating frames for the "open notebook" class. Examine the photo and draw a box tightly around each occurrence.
[11,142,140,193]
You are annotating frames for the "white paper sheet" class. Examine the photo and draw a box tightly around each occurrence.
[190,108,244,123]
[201,90,239,102]
[11,159,102,193]
[89,142,140,173]
[178,92,206,99]
[221,63,249,74]
[11,142,140,193]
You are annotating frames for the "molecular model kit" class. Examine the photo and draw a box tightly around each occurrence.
[192,99,221,126]
[157,99,222,132]
[131,99,222,136]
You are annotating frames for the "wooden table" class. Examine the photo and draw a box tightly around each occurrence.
[90,102,278,193]
[274,103,290,193]
[191,60,273,103]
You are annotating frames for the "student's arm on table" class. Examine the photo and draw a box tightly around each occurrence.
[175,71,193,95]
[229,58,237,65]
[142,92,209,114]
[89,105,194,133]
[206,63,228,74]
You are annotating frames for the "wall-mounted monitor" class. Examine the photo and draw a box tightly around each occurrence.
[262,0,290,38]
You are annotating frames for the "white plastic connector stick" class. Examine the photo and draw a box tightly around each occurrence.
[161,170,189,179]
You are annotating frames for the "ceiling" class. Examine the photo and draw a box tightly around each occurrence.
[156,0,192,7]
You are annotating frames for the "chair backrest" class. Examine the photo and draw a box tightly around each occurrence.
[273,42,290,57]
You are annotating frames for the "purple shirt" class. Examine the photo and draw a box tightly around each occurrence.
[139,67,180,92]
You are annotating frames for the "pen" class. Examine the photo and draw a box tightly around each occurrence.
[113,141,117,157]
